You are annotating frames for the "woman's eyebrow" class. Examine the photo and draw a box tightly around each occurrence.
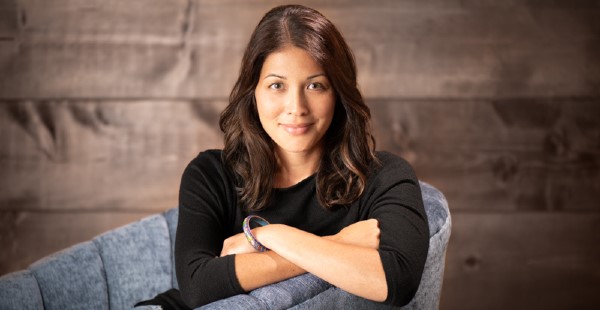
[263,73,326,80]
[264,74,286,79]
[306,73,326,80]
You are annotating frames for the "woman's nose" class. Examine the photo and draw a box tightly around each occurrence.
[285,88,309,116]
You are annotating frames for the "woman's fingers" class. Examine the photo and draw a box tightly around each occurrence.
[220,232,258,257]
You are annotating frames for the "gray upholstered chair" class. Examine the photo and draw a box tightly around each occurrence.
[0,181,450,310]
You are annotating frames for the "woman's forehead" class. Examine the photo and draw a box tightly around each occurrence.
[260,46,325,78]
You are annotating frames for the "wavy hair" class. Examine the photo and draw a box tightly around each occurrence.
[219,4,377,211]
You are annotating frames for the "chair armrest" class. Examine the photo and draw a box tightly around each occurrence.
[199,273,331,310]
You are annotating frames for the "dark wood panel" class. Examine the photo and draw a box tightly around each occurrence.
[371,98,600,211]
[18,0,186,41]
[0,210,154,276]
[0,100,225,211]
[441,212,600,310]
[1,0,598,98]
[0,0,18,39]
[0,44,198,99]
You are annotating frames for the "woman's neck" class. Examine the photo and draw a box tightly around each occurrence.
[274,148,322,188]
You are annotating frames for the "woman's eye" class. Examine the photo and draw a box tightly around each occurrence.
[308,82,325,90]
[269,83,283,90]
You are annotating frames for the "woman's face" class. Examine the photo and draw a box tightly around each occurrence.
[255,45,336,158]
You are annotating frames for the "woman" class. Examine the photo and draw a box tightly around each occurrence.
[140,4,429,309]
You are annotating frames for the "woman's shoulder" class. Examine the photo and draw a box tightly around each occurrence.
[370,151,419,183]
[183,149,233,184]
[189,149,224,168]
[180,150,240,220]
[357,151,422,209]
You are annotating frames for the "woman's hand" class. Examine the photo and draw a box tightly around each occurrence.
[329,219,380,250]
[220,232,258,257]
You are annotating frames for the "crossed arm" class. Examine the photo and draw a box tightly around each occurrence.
[220,219,387,302]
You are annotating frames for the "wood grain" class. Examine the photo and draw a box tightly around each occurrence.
[17,0,186,44]
[0,0,18,39]
[1,0,598,98]
[441,212,600,310]
[371,98,600,212]
[0,210,155,276]
[0,100,225,211]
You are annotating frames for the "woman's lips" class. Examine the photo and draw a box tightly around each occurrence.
[280,123,313,135]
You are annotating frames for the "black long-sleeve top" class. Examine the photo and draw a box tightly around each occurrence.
[175,150,429,308]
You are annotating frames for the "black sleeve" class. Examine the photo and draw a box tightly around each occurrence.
[364,153,430,306]
[175,151,245,308]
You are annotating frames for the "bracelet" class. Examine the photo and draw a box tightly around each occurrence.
[242,215,270,252]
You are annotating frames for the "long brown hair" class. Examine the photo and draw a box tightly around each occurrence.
[219,4,377,211]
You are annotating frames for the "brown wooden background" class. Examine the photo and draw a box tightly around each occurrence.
[1,1,599,309]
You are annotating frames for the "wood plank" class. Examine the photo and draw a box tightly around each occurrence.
[0,210,155,276]
[441,212,600,310]
[370,98,600,211]
[19,0,186,42]
[1,0,598,98]
[0,100,225,211]
[0,0,191,98]
[0,0,18,39]
[0,44,199,98]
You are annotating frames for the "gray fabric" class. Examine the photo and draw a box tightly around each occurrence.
[199,273,332,310]
[132,306,163,310]
[290,287,397,309]
[403,182,451,310]
[197,294,267,310]
[30,241,108,310]
[248,273,331,309]
[94,214,172,310]
[0,181,450,310]
[421,182,449,236]
[164,208,180,290]
[0,270,43,310]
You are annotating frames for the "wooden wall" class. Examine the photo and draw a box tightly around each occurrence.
[1,1,599,309]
